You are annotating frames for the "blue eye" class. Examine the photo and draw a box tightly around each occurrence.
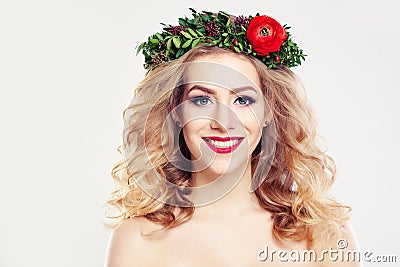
[234,96,255,106]
[189,96,213,106]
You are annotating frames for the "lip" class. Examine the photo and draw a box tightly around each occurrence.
[201,136,244,154]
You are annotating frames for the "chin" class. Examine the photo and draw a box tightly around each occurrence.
[208,166,231,176]
[207,157,247,176]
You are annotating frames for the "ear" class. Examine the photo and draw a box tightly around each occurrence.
[263,108,273,127]
[171,109,181,125]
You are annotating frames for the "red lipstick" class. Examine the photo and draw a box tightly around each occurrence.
[201,136,244,154]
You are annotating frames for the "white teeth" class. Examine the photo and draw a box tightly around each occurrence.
[206,138,240,148]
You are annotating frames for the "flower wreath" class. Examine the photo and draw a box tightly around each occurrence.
[136,8,306,70]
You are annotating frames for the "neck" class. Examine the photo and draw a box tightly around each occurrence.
[188,160,262,219]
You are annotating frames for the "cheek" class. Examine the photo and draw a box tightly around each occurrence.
[182,119,206,137]
[182,123,196,147]
[238,102,267,137]
[238,113,263,149]
[237,110,262,131]
[248,121,263,141]
[181,120,207,156]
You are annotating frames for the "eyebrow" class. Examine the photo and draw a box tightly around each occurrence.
[187,85,258,95]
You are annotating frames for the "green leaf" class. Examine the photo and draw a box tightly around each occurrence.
[178,18,187,27]
[182,39,192,48]
[166,38,172,50]
[135,42,145,55]
[176,48,184,58]
[180,31,192,39]
[149,38,159,44]
[172,37,181,48]
[226,18,231,27]
[192,38,200,48]
[195,29,204,37]
[233,46,241,53]
[210,40,219,46]
[223,36,230,45]
[187,28,198,37]
[155,33,163,40]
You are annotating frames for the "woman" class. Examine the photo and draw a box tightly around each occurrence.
[104,9,360,266]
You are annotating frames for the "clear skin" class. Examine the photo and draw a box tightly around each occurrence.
[105,54,361,267]
[179,55,268,188]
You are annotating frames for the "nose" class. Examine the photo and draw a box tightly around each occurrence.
[209,100,238,131]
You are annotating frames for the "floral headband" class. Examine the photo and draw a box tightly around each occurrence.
[136,8,306,70]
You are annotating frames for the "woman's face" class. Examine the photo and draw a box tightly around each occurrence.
[178,53,269,177]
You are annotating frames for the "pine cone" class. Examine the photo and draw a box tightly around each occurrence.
[205,21,220,37]
[167,25,186,36]
[234,15,250,28]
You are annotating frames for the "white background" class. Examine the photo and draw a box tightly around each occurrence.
[1,0,399,266]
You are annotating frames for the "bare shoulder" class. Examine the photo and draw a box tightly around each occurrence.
[311,222,362,267]
[104,217,162,267]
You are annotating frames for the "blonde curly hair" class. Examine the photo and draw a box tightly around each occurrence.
[104,44,350,247]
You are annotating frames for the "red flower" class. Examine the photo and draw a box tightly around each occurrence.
[246,15,287,56]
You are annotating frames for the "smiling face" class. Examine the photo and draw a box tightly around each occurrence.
[177,53,269,179]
